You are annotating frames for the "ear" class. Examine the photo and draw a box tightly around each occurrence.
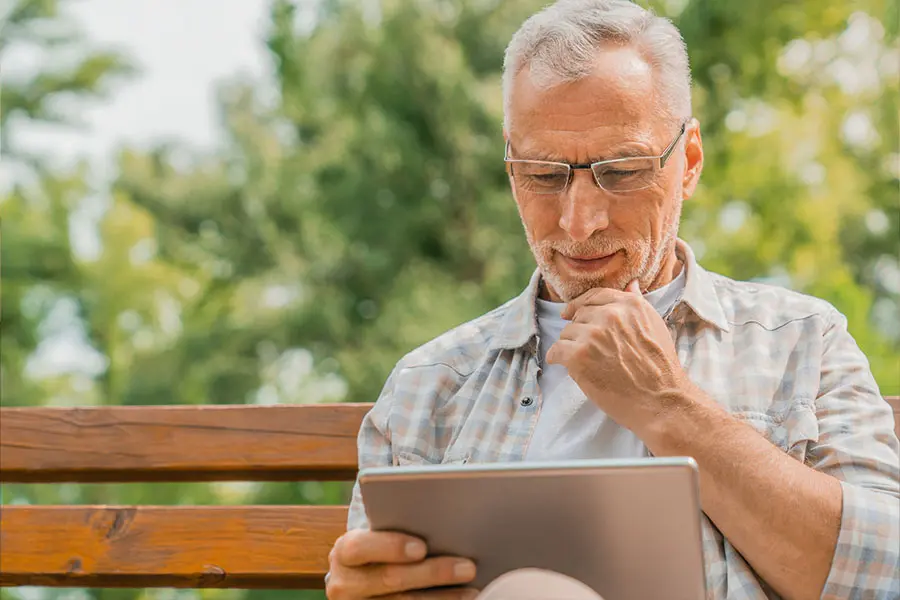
[502,127,510,173]
[681,118,704,200]
[503,128,515,182]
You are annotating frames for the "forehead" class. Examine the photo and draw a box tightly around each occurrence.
[507,45,662,159]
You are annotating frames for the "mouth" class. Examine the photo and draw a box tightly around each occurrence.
[558,250,621,272]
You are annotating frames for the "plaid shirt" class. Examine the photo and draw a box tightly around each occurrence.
[348,240,900,599]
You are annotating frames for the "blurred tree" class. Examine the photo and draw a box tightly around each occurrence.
[674,0,900,388]
[2,1,898,600]
[120,0,897,407]
[1,0,133,408]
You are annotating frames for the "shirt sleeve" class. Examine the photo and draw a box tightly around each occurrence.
[346,369,397,531]
[811,308,900,600]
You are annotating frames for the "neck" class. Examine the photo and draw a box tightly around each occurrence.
[645,247,683,293]
[539,280,561,302]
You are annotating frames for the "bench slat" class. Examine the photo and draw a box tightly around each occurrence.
[0,505,346,588]
[1,399,895,485]
[0,404,372,483]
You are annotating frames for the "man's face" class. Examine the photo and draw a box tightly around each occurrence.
[505,45,703,302]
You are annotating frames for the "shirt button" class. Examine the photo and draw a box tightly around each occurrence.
[520,396,534,407]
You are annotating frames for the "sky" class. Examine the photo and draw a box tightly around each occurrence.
[9,0,272,169]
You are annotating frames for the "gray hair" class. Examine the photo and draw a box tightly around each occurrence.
[502,0,692,129]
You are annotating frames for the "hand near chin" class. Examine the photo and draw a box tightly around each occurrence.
[545,280,692,436]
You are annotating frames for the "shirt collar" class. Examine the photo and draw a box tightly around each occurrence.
[492,238,730,351]
[676,239,731,332]
[493,267,543,351]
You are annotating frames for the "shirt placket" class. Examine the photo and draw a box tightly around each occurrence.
[499,344,543,462]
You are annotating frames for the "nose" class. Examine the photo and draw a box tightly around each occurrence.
[558,170,610,242]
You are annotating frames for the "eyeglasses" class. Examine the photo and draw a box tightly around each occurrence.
[504,122,686,195]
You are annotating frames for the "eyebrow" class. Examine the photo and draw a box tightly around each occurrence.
[516,145,652,164]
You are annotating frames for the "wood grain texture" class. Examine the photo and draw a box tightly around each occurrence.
[0,404,372,483]
[0,505,348,588]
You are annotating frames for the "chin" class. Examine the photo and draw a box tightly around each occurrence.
[528,238,644,301]
[541,267,628,302]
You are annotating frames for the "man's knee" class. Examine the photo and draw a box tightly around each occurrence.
[478,568,604,600]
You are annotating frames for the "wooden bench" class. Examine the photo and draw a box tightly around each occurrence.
[2,398,899,590]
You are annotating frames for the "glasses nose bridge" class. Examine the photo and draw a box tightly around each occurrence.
[567,163,602,192]
[559,168,612,240]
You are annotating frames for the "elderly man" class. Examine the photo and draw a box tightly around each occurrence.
[324,0,900,598]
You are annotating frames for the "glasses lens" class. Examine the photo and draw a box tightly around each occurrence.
[594,158,656,192]
[512,162,570,194]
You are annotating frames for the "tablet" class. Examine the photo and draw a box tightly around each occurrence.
[359,457,706,600]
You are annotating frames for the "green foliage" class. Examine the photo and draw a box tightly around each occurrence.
[1,0,133,408]
[1,1,897,599]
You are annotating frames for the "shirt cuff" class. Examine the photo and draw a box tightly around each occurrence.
[820,481,900,599]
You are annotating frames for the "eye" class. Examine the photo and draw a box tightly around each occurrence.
[606,168,643,178]
[530,173,565,182]
[596,161,657,192]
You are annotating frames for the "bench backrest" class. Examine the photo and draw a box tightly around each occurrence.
[0,404,369,589]
[2,398,899,590]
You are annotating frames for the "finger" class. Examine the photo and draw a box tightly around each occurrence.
[376,587,480,600]
[561,287,628,319]
[558,321,593,341]
[334,529,428,567]
[363,556,478,597]
[545,339,580,365]
[567,305,616,325]
[626,279,641,295]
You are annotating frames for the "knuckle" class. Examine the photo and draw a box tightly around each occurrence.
[330,534,345,562]
[338,532,363,563]
[325,575,348,599]
[381,563,403,588]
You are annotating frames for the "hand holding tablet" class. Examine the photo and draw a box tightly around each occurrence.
[325,528,479,597]
[358,457,707,600]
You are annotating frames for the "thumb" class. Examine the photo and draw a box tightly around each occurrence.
[545,343,558,365]
[626,280,642,295]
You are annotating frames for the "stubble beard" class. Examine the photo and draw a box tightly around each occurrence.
[523,199,683,302]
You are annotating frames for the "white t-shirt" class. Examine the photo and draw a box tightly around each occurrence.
[524,268,687,461]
